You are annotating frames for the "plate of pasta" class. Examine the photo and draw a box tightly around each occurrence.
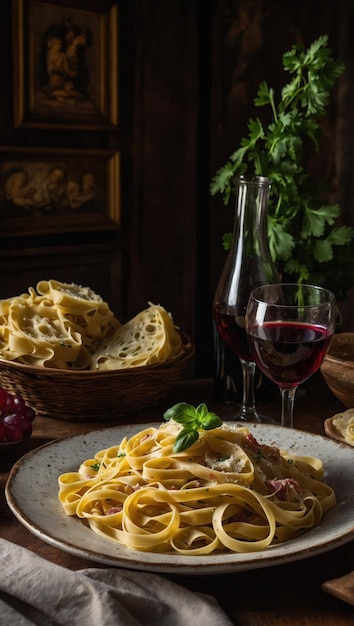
[5,419,354,575]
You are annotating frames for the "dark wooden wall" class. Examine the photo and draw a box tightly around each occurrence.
[1,0,353,379]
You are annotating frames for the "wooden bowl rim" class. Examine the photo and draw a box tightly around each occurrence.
[325,332,354,364]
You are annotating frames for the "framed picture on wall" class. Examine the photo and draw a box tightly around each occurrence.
[0,146,120,236]
[12,0,119,130]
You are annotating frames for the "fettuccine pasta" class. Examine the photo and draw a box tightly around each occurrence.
[58,420,336,554]
[0,281,183,371]
[90,302,183,370]
[0,280,120,369]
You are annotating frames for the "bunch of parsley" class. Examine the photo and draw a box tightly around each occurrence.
[211,35,354,299]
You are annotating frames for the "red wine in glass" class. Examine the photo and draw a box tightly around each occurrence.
[214,309,253,362]
[247,321,333,388]
[245,283,336,428]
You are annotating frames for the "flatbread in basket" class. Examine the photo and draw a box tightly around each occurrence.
[90,302,183,370]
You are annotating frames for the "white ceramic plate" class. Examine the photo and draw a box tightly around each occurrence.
[5,422,354,575]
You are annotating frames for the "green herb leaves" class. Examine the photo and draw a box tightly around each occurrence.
[163,402,223,452]
[211,35,354,299]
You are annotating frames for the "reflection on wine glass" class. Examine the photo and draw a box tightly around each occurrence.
[245,284,336,428]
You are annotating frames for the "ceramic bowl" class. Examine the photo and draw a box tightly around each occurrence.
[0,435,31,452]
[320,332,354,408]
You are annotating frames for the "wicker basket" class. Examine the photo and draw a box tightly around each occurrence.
[0,332,194,422]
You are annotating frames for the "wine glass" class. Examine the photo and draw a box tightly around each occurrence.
[213,175,279,422]
[245,283,336,428]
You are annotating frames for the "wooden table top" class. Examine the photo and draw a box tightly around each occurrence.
[1,373,353,626]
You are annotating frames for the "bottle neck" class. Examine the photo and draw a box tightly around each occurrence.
[232,181,270,250]
[229,178,279,285]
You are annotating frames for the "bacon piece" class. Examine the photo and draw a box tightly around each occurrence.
[244,433,259,451]
[261,444,281,462]
[266,478,303,501]
[244,433,280,461]
[105,506,123,515]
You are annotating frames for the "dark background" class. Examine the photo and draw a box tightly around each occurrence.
[1,0,353,379]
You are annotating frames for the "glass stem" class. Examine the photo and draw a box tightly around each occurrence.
[239,358,261,422]
[280,387,297,428]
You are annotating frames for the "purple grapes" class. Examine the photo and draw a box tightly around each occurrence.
[0,388,36,443]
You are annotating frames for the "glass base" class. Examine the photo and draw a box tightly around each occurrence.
[258,413,279,425]
[226,409,278,425]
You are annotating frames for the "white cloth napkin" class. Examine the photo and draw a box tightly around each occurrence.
[0,538,233,626]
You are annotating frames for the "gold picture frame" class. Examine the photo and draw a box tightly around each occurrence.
[12,0,119,130]
[0,146,120,236]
